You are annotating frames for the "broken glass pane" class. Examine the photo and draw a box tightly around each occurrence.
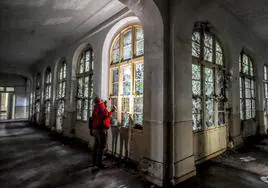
[216,69,224,96]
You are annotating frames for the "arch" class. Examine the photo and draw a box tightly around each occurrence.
[101,16,140,99]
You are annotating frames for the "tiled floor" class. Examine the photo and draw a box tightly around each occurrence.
[0,122,268,188]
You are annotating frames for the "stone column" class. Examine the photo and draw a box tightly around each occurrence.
[227,46,242,147]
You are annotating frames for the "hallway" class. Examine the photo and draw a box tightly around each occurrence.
[0,122,268,188]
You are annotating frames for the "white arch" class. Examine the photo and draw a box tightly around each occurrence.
[101,16,140,99]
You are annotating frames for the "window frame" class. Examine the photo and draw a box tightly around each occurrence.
[264,65,268,116]
[76,47,94,121]
[191,23,227,132]
[44,67,52,126]
[109,24,144,128]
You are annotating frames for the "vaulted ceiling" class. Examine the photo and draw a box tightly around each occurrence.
[1,0,268,72]
[0,0,125,67]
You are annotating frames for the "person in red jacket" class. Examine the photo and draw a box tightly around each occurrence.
[90,97,115,168]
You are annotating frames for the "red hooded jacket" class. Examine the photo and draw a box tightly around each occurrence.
[92,98,112,130]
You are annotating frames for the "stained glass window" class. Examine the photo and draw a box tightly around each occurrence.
[44,67,52,127]
[56,60,67,132]
[109,24,144,128]
[239,52,255,120]
[76,48,94,121]
[264,65,268,116]
[191,22,226,131]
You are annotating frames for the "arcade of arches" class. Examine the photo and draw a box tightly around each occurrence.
[2,0,268,187]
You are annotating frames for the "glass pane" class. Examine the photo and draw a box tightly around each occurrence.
[58,83,62,98]
[123,66,131,81]
[84,76,89,97]
[205,68,214,96]
[204,47,213,62]
[121,98,129,112]
[245,88,251,98]
[192,98,202,130]
[112,68,119,82]
[216,51,223,65]
[205,99,214,128]
[245,78,250,89]
[216,69,224,96]
[113,38,120,63]
[63,63,67,79]
[79,58,84,73]
[123,30,132,59]
[112,83,118,96]
[249,59,253,76]
[121,113,129,128]
[245,99,251,118]
[192,32,200,58]
[6,87,14,92]
[265,66,268,80]
[192,80,201,95]
[123,82,131,96]
[192,64,201,80]
[111,98,118,123]
[76,100,82,119]
[135,80,143,95]
[123,45,132,60]
[135,64,144,80]
[0,87,4,91]
[252,100,255,118]
[240,99,244,120]
[62,82,66,97]
[78,78,83,97]
[134,97,143,113]
[59,67,63,80]
[134,114,143,126]
[136,28,144,56]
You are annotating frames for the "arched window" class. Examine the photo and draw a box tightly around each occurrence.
[76,47,94,121]
[109,24,144,127]
[56,60,67,132]
[191,22,226,131]
[34,73,41,123]
[44,67,52,126]
[239,52,255,120]
[264,65,268,116]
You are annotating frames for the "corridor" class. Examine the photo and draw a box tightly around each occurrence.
[0,122,268,188]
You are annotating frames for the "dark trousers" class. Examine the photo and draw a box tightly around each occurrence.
[92,129,108,166]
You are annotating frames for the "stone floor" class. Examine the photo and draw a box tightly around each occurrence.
[0,122,268,188]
